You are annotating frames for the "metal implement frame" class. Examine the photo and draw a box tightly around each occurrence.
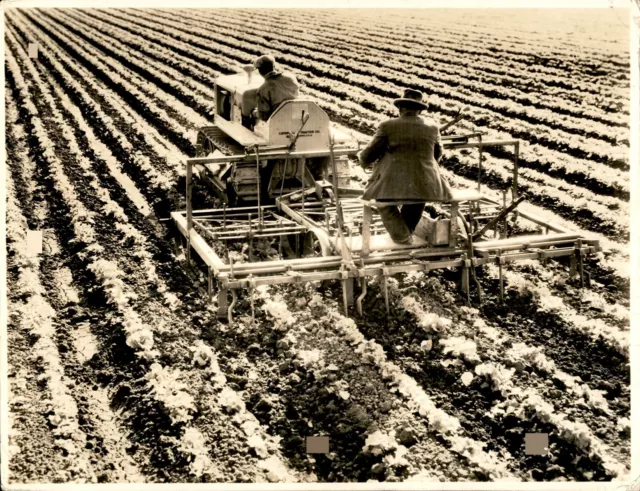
[187,205,306,241]
[174,193,599,319]
[215,243,600,290]
[176,134,599,320]
[442,138,520,200]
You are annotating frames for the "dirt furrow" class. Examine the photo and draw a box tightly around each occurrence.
[93,8,629,178]
[6,41,286,483]
[441,152,627,242]
[512,262,629,329]
[6,17,182,214]
[204,9,628,127]
[440,169,629,289]
[5,93,95,484]
[35,9,210,133]
[13,6,632,262]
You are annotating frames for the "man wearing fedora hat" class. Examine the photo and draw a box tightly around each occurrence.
[250,54,300,121]
[359,88,452,245]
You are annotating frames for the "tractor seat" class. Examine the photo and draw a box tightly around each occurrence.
[334,233,429,253]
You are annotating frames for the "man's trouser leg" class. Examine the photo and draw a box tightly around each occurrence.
[401,202,427,233]
[378,205,412,243]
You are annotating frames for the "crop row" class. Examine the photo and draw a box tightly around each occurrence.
[42,10,217,127]
[438,167,630,303]
[117,8,632,178]
[210,8,628,113]
[326,9,629,72]
[300,7,628,62]
[197,8,629,126]
[486,264,628,358]
[240,9,630,101]
[12,9,208,193]
[123,8,629,168]
[70,8,630,206]
[401,276,629,473]
[6,104,149,480]
[18,9,629,243]
[411,9,626,55]
[507,260,629,328]
[443,150,627,241]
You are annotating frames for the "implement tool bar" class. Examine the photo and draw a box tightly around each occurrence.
[217,245,597,289]
[443,139,520,149]
[187,147,358,166]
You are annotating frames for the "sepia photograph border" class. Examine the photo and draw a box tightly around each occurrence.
[0,0,637,490]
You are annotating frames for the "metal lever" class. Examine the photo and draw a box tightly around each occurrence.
[288,113,311,151]
[439,106,468,133]
[472,196,526,241]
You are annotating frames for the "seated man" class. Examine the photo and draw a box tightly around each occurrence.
[251,54,299,121]
[359,88,452,245]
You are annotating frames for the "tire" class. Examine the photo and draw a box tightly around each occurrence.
[302,231,326,257]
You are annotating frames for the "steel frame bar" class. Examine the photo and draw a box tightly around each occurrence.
[187,146,358,166]
[216,245,596,289]
[177,191,597,280]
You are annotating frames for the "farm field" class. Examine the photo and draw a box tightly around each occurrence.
[3,7,632,484]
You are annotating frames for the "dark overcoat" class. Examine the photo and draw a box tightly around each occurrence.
[359,115,452,201]
[256,71,300,120]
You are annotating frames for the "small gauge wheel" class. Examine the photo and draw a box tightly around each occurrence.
[302,230,329,257]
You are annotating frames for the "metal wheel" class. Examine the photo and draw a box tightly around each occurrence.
[302,230,328,257]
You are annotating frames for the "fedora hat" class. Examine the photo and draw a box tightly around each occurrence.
[393,88,428,110]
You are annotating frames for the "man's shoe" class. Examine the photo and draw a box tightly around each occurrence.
[393,235,413,246]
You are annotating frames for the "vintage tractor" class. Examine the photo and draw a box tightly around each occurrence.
[192,65,354,205]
